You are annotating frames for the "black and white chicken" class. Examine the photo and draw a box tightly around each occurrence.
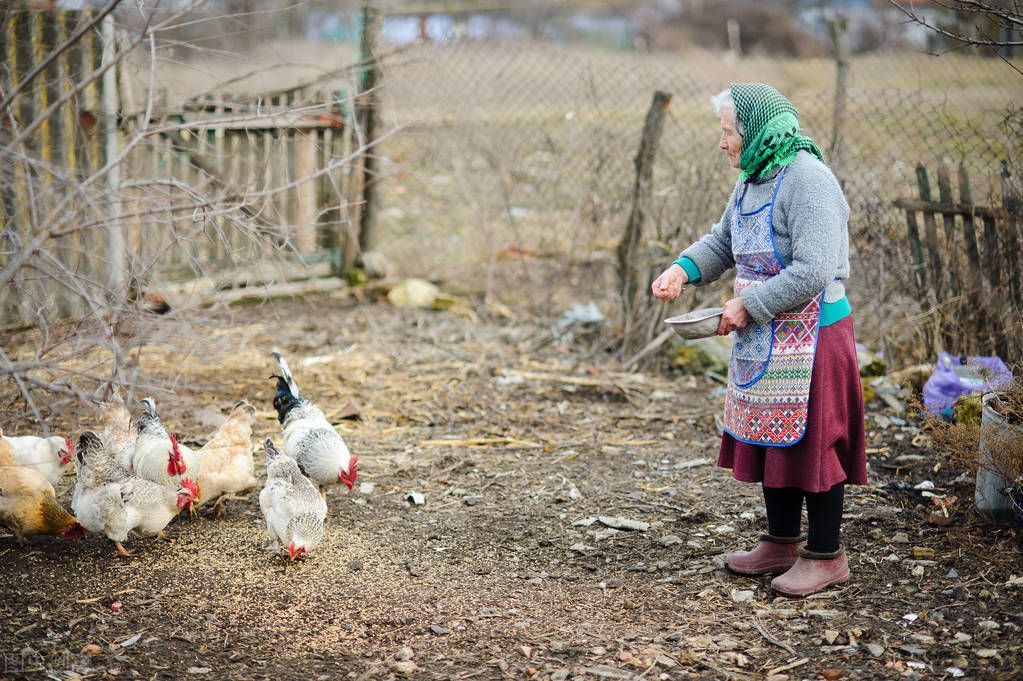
[270,352,358,490]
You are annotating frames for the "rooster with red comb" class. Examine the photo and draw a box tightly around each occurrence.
[270,352,358,493]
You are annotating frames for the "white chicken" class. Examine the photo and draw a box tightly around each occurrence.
[131,397,201,492]
[5,434,74,487]
[259,437,327,561]
[195,400,258,511]
[72,430,197,557]
[270,351,357,490]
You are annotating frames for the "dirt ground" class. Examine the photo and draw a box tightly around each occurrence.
[2,292,1022,681]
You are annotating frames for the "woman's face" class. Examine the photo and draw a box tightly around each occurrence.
[719,110,742,169]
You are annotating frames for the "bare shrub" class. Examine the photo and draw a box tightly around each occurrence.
[0,2,368,433]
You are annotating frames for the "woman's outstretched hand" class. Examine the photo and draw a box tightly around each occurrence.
[651,264,688,301]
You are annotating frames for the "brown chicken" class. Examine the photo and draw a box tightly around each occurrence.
[195,400,258,512]
[0,431,86,545]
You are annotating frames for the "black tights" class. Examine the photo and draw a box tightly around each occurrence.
[763,482,845,554]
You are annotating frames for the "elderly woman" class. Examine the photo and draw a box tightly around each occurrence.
[651,83,867,597]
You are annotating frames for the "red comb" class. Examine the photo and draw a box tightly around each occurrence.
[61,437,74,465]
[64,521,87,539]
[181,478,198,498]
[167,434,186,475]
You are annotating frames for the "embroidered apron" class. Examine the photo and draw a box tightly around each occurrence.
[723,167,824,446]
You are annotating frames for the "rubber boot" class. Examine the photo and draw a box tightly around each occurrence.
[725,534,806,575]
[770,545,850,597]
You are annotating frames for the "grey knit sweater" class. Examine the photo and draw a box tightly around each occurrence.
[679,150,850,325]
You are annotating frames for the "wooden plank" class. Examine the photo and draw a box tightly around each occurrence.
[893,198,999,219]
[936,159,961,301]
[916,164,945,300]
[1002,161,1022,312]
[904,198,928,296]
[211,93,227,263]
[982,215,1001,290]
[296,128,317,252]
[957,162,983,299]
[170,109,344,132]
[211,276,347,306]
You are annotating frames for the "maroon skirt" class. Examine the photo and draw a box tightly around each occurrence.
[717,314,868,492]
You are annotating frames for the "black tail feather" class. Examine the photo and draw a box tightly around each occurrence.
[270,351,300,398]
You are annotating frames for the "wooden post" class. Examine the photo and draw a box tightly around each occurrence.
[957,162,983,302]
[914,163,945,353]
[617,90,671,356]
[828,17,849,172]
[1002,161,1022,313]
[904,205,928,297]
[351,4,382,273]
[726,18,741,58]
[915,165,944,292]
[936,159,961,301]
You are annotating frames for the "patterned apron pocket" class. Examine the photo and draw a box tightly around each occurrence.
[731,318,774,387]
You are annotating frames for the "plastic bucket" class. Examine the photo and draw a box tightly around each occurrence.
[975,392,1023,523]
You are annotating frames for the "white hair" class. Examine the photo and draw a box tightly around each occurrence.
[711,88,744,136]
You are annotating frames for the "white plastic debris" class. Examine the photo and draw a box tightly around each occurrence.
[730,589,754,604]
[597,516,650,531]
[675,458,709,470]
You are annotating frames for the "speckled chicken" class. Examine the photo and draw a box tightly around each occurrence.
[195,400,258,511]
[100,394,138,471]
[270,351,357,490]
[259,437,327,561]
[0,431,85,545]
[131,397,201,493]
[4,434,74,487]
[72,431,197,557]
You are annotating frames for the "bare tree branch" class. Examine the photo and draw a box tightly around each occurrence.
[887,0,1023,46]
[0,0,380,431]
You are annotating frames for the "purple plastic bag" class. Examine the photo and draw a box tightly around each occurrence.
[922,351,1014,415]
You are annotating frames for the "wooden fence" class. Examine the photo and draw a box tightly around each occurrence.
[895,160,1023,364]
[123,87,351,278]
[1,7,112,322]
[1,7,368,325]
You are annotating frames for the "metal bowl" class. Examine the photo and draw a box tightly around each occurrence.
[664,307,724,340]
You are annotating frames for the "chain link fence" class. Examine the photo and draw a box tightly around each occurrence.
[376,39,1022,366]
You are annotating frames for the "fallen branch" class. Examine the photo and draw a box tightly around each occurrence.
[753,615,796,655]
[767,658,809,676]
[420,437,543,449]
[496,368,652,388]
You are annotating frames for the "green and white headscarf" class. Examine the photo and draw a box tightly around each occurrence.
[731,82,823,183]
